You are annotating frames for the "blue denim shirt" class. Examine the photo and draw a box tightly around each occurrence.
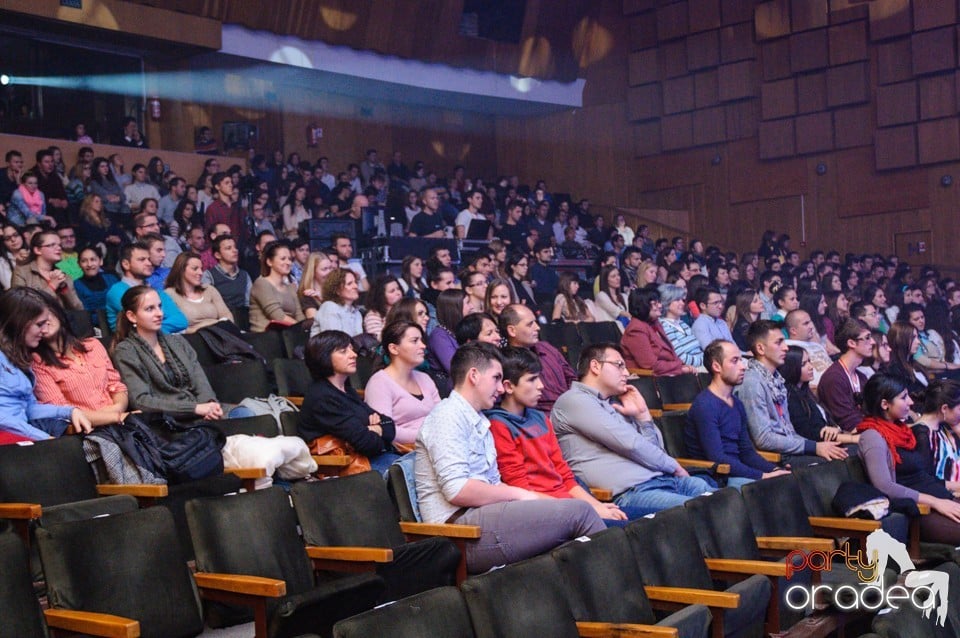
[0,351,72,440]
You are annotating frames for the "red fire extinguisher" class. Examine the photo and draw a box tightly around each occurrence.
[148,97,161,121]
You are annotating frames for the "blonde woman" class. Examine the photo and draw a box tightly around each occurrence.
[298,252,336,320]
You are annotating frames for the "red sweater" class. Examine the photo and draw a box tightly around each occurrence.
[487,407,578,498]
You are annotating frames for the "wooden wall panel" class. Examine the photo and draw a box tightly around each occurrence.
[720,22,756,62]
[828,21,868,66]
[790,29,830,73]
[762,39,793,80]
[624,0,656,15]
[755,0,792,40]
[634,120,663,156]
[797,73,827,113]
[687,31,721,69]
[919,74,957,120]
[728,138,807,202]
[718,61,757,101]
[761,79,797,119]
[833,105,874,149]
[917,118,960,164]
[663,76,696,114]
[876,81,918,127]
[912,27,957,76]
[792,0,829,32]
[629,49,660,85]
[628,84,663,120]
[869,0,913,41]
[662,113,695,149]
[874,125,918,169]
[693,106,727,144]
[630,12,659,49]
[657,1,690,40]
[661,40,689,77]
[829,0,870,24]
[758,118,797,158]
[689,0,722,33]
[838,147,929,213]
[913,1,956,31]
[877,38,914,85]
[796,112,834,154]
[826,62,870,106]
[721,0,754,25]
[725,100,759,139]
[695,70,720,107]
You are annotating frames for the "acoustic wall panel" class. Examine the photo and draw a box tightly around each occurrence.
[796,111,834,154]
[876,81,918,127]
[874,124,917,169]
[761,78,797,119]
[917,117,960,164]
[911,27,956,76]
[833,105,874,149]
[918,73,956,120]
[689,0,722,33]
[629,49,660,86]
[687,30,720,69]
[797,72,827,113]
[720,22,756,62]
[876,38,913,85]
[759,118,796,158]
[828,20,868,66]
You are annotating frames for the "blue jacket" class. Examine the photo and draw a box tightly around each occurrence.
[105,278,188,334]
[0,351,72,440]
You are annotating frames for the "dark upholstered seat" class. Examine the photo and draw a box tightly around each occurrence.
[333,586,474,638]
[203,360,272,404]
[0,532,48,638]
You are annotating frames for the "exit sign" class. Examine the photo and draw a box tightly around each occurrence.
[60,0,82,8]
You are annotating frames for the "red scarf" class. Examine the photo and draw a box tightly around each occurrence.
[856,416,916,465]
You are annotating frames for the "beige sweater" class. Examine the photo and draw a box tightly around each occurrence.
[165,286,233,334]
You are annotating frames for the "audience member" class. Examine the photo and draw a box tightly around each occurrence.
[312,267,362,337]
[552,271,594,323]
[455,312,501,346]
[362,274,404,341]
[920,380,960,485]
[12,230,82,310]
[399,255,426,298]
[32,149,69,223]
[484,278,513,321]
[73,246,118,321]
[123,163,161,213]
[658,283,703,367]
[331,233,369,293]
[428,289,473,374]
[500,304,576,412]
[887,321,928,402]
[593,265,630,328]
[164,252,233,334]
[779,345,859,446]
[89,157,129,224]
[621,286,695,375]
[691,285,733,348]
[201,234,251,311]
[783,309,832,388]
[248,240,304,332]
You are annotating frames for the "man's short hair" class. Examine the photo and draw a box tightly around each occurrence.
[133,211,157,229]
[834,318,871,352]
[450,342,503,388]
[703,339,731,376]
[131,163,146,173]
[120,241,150,264]
[501,346,542,385]
[35,149,53,163]
[621,246,641,263]
[497,304,528,339]
[745,319,782,355]
[212,234,236,255]
[849,301,874,321]
[577,342,622,378]
[695,285,720,309]
[329,233,350,246]
[759,270,780,288]
[5,150,21,163]
[211,171,230,187]
[901,302,924,320]
[168,177,185,189]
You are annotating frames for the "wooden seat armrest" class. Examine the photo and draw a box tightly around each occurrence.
[756,536,834,552]
[194,572,286,597]
[96,484,169,498]
[44,609,140,638]
[590,487,613,501]
[676,458,731,474]
[663,403,692,412]
[285,396,304,407]
[629,368,655,376]
[756,450,781,463]
[0,502,41,519]
[644,585,740,609]
[224,467,268,479]
[399,521,482,539]
[648,409,663,418]
[704,557,787,578]
[918,503,931,515]
[808,516,881,532]
[311,455,353,467]
[305,546,394,563]
[576,620,678,637]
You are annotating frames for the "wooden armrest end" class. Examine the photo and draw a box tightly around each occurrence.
[808,516,881,532]
[705,557,787,578]
[44,609,140,638]
[589,487,613,501]
[0,502,41,519]
[576,620,678,637]
[756,536,835,552]
[675,458,730,474]
[399,521,482,539]
[311,455,354,467]
[756,450,781,463]
[96,484,168,498]
[305,546,393,563]
[194,572,286,597]
[918,503,931,515]
[644,585,739,609]
[224,467,268,479]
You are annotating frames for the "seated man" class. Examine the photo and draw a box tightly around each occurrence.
[415,343,604,575]
[201,234,252,309]
[691,285,734,348]
[500,304,577,412]
[818,318,873,432]
[736,320,847,466]
[686,340,790,489]
[486,347,627,524]
[784,309,833,388]
[551,342,716,517]
[105,242,188,333]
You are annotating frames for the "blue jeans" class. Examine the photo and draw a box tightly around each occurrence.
[726,476,755,491]
[370,451,404,474]
[30,417,69,437]
[614,474,716,517]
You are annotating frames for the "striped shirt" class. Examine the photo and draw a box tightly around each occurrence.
[660,317,703,367]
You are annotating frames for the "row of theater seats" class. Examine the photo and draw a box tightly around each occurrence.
[3,449,955,638]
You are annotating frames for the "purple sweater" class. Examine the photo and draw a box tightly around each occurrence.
[818,361,867,432]
[531,341,577,413]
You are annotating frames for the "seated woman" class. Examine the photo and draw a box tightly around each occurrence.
[8,172,54,227]
[621,286,697,376]
[312,268,362,337]
[857,373,960,544]
[73,246,119,325]
[300,329,401,472]
[164,252,233,334]
[427,289,474,374]
[887,321,929,404]
[297,252,335,320]
[112,285,250,420]
[730,287,763,352]
[858,329,891,380]
[398,255,426,299]
[593,265,630,329]
[0,288,90,441]
[916,380,960,488]
[31,292,129,426]
[484,278,514,322]
[364,320,441,450]
[455,312,501,347]
[385,297,430,335]
[462,270,488,314]
[363,274,404,341]
[779,346,859,445]
[552,272,595,323]
[506,252,537,310]
[249,241,305,332]
[12,230,83,310]
[658,283,703,368]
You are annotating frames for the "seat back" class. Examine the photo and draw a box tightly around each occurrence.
[539,322,582,369]
[333,586,474,638]
[37,507,204,638]
[0,437,99,507]
[656,411,690,458]
[624,507,716,590]
[206,414,279,438]
[290,471,406,549]
[461,554,581,638]
[181,332,217,366]
[870,561,960,638]
[65,309,95,339]
[551,527,656,624]
[281,325,309,359]
[656,373,701,408]
[387,456,420,522]
[229,306,250,331]
[845,455,869,484]
[741,474,815,537]
[794,459,852,518]
[684,489,762,560]
[186,487,315,598]
[203,360,272,404]
[628,376,663,411]
[0,533,47,638]
[274,358,311,397]
[578,321,621,346]
[241,330,285,364]
[279,410,300,438]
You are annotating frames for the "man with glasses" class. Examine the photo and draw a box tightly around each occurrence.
[133,211,181,268]
[552,342,715,517]
[54,226,82,280]
[851,300,882,331]
[819,319,874,432]
[692,285,733,348]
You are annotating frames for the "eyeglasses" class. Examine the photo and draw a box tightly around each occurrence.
[40,242,61,249]
[855,335,874,342]
[597,359,627,370]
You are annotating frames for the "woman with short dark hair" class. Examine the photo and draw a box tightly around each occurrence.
[428,289,474,374]
[621,286,695,376]
[300,330,400,472]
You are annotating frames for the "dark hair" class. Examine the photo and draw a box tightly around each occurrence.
[798,290,826,336]
[450,342,502,388]
[506,251,528,280]
[164,252,205,296]
[900,303,925,322]
[27,231,58,264]
[455,312,498,345]
[112,285,157,349]
[577,342,622,378]
[702,339,731,377]
[862,372,909,419]
[119,241,150,267]
[365,274,402,318]
[380,320,424,369]
[0,287,57,371]
[428,266,454,286]
[31,291,91,369]
[304,330,354,381]
[628,286,660,322]
[500,346,542,385]
[834,318,870,352]
[887,321,919,376]
[745,319,782,355]
[920,379,960,415]
[773,285,796,308]
[436,288,468,331]
[598,265,622,301]
[400,255,424,294]
[259,240,290,278]
[778,345,809,387]
[321,268,357,306]
[385,297,429,328]
[694,285,720,309]
[212,234,236,256]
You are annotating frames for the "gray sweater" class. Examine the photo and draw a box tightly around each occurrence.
[735,365,816,456]
[113,334,217,418]
[857,429,920,502]
[551,382,679,496]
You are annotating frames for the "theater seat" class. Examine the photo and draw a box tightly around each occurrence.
[333,586,473,638]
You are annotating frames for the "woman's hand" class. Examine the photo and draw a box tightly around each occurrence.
[931,497,960,524]
[820,425,841,441]
[70,408,93,434]
[194,401,224,420]
[367,412,383,436]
